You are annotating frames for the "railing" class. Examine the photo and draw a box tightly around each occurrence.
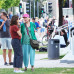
[52,23,74,38]
[57,24,68,32]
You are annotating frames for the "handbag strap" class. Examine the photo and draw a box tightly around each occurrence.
[25,23,31,38]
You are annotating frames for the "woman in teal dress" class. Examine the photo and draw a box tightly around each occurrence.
[21,14,37,71]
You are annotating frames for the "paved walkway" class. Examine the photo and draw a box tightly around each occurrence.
[0,54,74,68]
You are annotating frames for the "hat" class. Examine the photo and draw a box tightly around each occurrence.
[23,14,29,18]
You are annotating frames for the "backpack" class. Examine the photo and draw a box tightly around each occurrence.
[39,47,47,52]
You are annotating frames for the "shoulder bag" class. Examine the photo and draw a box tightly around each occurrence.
[25,23,39,49]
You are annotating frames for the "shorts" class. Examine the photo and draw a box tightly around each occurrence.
[1,38,12,50]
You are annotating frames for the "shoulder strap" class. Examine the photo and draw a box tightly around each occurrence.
[24,23,31,38]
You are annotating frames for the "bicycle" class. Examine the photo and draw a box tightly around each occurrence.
[42,25,54,46]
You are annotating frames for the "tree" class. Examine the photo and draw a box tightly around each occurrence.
[0,0,4,9]
[1,0,20,10]
[12,0,20,6]
[58,0,63,26]
[2,0,13,10]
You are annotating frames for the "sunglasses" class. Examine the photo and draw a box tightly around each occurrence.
[23,17,28,18]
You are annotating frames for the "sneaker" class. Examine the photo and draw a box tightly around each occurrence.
[9,62,13,65]
[14,70,24,73]
[19,70,24,73]
[4,62,8,66]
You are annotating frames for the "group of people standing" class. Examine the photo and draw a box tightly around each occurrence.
[0,12,37,73]
[0,11,71,73]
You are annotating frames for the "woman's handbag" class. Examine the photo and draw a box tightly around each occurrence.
[30,39,39,49]
[25,23,39,49]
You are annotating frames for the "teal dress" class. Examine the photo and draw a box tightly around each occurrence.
[21,22,36,67]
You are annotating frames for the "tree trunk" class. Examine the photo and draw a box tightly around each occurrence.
[58,0,63,26]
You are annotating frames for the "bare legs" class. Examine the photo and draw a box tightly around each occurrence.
[3,49,12,63]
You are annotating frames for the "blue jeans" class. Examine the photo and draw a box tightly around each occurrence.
[12,39,23,68]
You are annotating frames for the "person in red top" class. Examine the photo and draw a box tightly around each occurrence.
[10,25,21,39]
[10,15,24,73]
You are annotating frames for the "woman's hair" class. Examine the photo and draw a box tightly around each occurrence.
[10,15,18,26]
[61,29,66,34]
[2,12,7,17]
[32,18,35,20]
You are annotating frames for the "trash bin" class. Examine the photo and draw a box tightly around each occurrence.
[48,39,60,59]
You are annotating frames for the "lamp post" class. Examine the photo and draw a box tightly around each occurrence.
[37,1,39,18]
[33,0,35,18]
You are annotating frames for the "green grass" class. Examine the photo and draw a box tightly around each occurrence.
[0,49,14,55]
[0,46,48,55]
[40,55,65,60]
[0,49,47,55]
[39,46,47,48]
[0,49,3,55]
[59,55,65,59]
[0,68,74,74]
[36,51,47,54]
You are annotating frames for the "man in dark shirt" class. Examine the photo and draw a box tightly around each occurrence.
[0,12,13,65]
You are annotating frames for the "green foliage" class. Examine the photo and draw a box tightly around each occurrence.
[0,0,4,9]
[0,0,46,17]
[1,0,20,10]
[12,0,20,6]
[2,0,13,10]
